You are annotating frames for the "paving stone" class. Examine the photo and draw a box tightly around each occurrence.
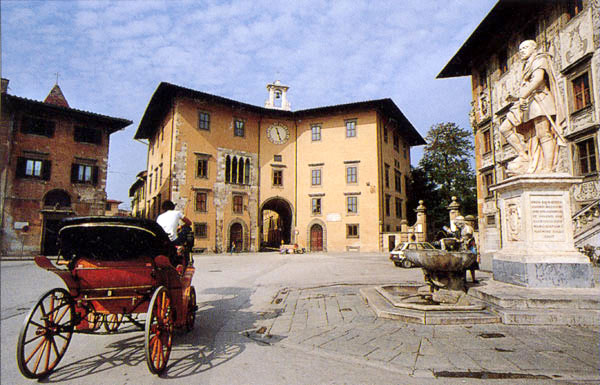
[464,349,522,372]
[445,351,483,371]
[389,351,418,368]
[415,354,456,371]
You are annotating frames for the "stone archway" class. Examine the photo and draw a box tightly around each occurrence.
[259,197,294,248]
[227,219,249,252]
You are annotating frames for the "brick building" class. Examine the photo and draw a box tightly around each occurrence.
[0,79,131,256]
[438,0,600,269]
[134,81,425,253]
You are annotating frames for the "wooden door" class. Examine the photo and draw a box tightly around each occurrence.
[230,223,243,252]
[310,224,323,251]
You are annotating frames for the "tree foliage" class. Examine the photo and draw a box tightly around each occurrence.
[409,122,477,237]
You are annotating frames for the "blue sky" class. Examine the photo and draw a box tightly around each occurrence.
[2,0,496,209]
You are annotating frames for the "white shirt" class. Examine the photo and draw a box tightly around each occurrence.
[156,210,184,241]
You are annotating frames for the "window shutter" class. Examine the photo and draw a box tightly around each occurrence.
[95,130,102,145]
[42,160,52,180]
[16,157,27,178]
[92,166,99,185]
[71,164,78,183]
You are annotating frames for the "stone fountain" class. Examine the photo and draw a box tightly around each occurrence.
[362,248,499,324]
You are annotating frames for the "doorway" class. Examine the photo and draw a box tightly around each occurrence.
[310,224,323,251]
[229,223,243,252]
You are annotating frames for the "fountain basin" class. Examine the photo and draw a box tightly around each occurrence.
[375,284,485,311]
[403,249,476,272]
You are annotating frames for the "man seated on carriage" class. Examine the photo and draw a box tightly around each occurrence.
[156,200,193,268]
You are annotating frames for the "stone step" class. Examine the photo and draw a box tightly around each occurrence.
[490,307,600,326]
[360,287,501,325]
[468,280,600,310]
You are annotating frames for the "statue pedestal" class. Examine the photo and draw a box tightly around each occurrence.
[491,174,593,288]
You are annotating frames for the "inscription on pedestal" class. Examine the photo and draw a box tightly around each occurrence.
[530,196,564,242]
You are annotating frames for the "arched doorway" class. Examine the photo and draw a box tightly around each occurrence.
[260,197,293,249]
[229,223,243,252]
[310,224,323,251]
[41,189,72,256]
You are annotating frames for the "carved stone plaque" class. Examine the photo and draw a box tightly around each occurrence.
[530,195,565,242]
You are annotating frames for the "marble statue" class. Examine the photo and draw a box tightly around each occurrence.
[499,40,566,176]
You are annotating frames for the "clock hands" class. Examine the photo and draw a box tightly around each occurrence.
[276,127,282,141]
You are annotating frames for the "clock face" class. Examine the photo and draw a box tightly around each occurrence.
[267,123,289,144]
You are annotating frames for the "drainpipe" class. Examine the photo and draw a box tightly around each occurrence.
[135,138,149,218]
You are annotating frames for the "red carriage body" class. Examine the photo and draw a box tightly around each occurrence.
[16,217,196,378]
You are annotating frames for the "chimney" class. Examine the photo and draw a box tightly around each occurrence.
[1,78,9,94]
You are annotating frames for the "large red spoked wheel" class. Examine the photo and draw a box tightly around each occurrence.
[186,286,197,332]
[103,314,123,333]
[16,288,75,379]
[144,286,173,374]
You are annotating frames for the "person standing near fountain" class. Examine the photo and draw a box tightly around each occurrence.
[455,216,479,283]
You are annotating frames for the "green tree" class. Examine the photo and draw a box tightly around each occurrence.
[410,122,476,238]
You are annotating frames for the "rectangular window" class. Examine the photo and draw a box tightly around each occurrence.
[346,224,359,238]
[576,138,598,175]
[194,222,208,238]
[21,116,55,137]
[74,126,102,144]
[395,197,402,218]
[346,166,357,184]
[483,129,492,153]
[274,154,282,162]
[234,119,245,137]
[311,198,321,215]
[384,164,390,188]
[394,170,402,192]
[16,157,51,180]
[233,195,243,213]
[498,49,508,75]
[71,163,98,185]
[385,194,390,216]
[572,73,592,112]
[483,172,494,198]
[197,159,208,178]
[273,169,283,186]
[347,196,358,214]
[311,125,321,141]
[195,191,207,212]
[198,111,210,130]
[486,215,496,226]
[345,120,356,138]
[311,169,321,186]
[393,132,399,152]
[383,127,388,143]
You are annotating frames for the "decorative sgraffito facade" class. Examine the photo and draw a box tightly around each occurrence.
[439,0,600,269]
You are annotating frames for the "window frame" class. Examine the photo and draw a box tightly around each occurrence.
[234,119,245,137]
[482,128,492,154]
[394,169,402,193]
[232,194,244,214]
[570,71,593,113]
[272,169,283,187]
[194,222,208,238]
[196,158,208,178]
[482,171,494,199]
[345,119,357,138]
[346,196,358,214]
[311,197,322,215]
[195,191,208,212]
[71,163,98,185]
[395,197,402,219]
[346,165,357,184]
[311,124,321,141]
[74,126,102,145]
[346,224,359,238]
[311,168,322,186]
[574,136,598,176]
[198,111,211,131]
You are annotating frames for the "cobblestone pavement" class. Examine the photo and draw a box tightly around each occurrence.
[251,284,600,383]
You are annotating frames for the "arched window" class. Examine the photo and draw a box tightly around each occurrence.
[231,157,238,184]
[225,155,231,183]
[244,158,250,185]
[238,157,244,184]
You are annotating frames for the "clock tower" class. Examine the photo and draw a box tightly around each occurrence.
[265,80,291,111]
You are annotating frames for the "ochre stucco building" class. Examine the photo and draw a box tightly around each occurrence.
[134,81,425,253]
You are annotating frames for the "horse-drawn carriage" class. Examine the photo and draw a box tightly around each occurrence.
[16,216,197,378]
